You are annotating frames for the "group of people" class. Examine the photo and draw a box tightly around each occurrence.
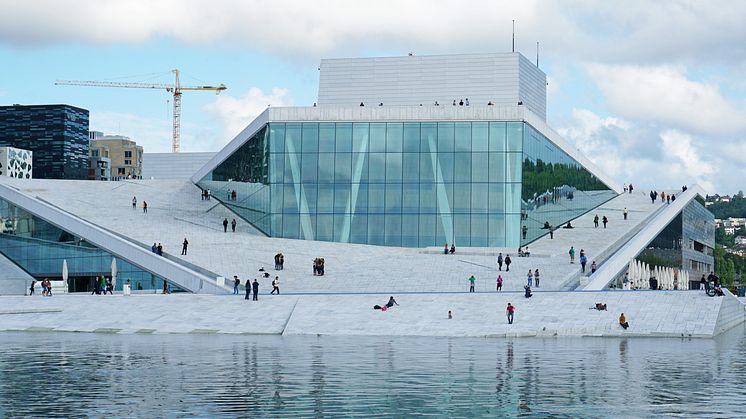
[622,184,634,194]
[90,276,114,295]
[497,253,512,271]
[132,196,148,213]
[313,258,325,276]
[443,243,456,254]
[593,214,609,229]
[151,242,164,256]
[649,190,676,204]
[201,189,212,200]
[29,279,54,296]
[227,190,237,201]
[274,252,285,270]
[222,218,237,232]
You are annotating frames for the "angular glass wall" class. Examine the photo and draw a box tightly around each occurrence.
[197,126,270,234]
[520,124,616,244]
[0,198,174,292]
[268,121,525,247]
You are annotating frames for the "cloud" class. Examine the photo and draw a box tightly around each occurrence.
[586,64,745,135]
[203,87,292,139]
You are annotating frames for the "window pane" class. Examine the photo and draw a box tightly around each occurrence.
[403,123,420,152]
[452,183,470,214]
[301,153,318,182]
[352,123,369,153]
[333,184,350,212]
[385,183,402,212]
[335,123,353,153]
[302,123,319,153]
[438,153,454,183]
[419,214,436,246]
[385,215,402,247]
[489,122,506,152]
[350,214,367,244]
[454,214,470,247]
[471,215,488,247]
[368,215,384,245]
[386,153,402,182]
[317,184,333,213]
[471,183,488,213]
[420,152,435,183]
[386,123,403,153]
[368,153,386,182]
[454,153,471,182]
[316,214,333,241]
[506,122,523,152]
[285,123,302,153]
[402,184,419,213]
[419,183,437,213]
[402,153,419,182]
[437,123,454,152]
[319,123,335,152]
[421,123,437,152]
[402,215,419,247]
[488,183,505,212]
[369,123,386,152]
[506,153,522,183]
[317,153,334,183]
[488,153,506,183]
[454,122,471,152]
[334,153,351,183]
[368,184,385,213]
[472,122,488,152]
[472,153,489,182]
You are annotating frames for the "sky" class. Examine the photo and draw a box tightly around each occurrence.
[0,0,745,194]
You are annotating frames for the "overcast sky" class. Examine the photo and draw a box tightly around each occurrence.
[1,0,744,193]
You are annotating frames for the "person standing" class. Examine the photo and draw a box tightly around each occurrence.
[497,253,504,271]
[157,243,163,256]
[602,216,608,228]
[222,218,229,232]
[569,246,575,264]
[162,280,169,294]
[182,238,189,255]
[233,275,240,295]
[279,253,284,270]
[506,303,515,324]
[623,208,628,220]
[468,275,476,293]
[132,196,137,209]
[526,270,533,287]
[106,278,113,295]
[629,184,633,194]
[504,254,512,272]
[594,214,599,228]
[142,201,148,213]
[245,281,251,300]
[591,261,597,273]
[152,243,157,253]
[231,219,237,232]
[580,254,588,273]
[496,275,503,291]
[534,269,540,288]
[271,276,280,295]
[444,243,449,255]
[252,279,259,301]
[92,276,101,295]
[29,280,36,296]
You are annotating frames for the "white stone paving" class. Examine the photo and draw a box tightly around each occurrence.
[1,178,670,294]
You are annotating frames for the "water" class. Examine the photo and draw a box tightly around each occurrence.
[1,327,745,418]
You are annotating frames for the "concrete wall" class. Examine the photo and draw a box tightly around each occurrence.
[143,152,216,180]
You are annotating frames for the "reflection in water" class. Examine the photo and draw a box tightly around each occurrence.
[0,329,745,418]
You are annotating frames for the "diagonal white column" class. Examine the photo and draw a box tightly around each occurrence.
[285,141,314,240]
[427,136,453,244]
[338,133,369,243]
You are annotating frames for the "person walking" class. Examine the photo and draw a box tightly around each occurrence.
[534,269,540,288]
[162,280,169,294]
[29,280,36,296]
[231,219,237,232]
[233,275,240,295]
[526,270,533,287]
[594,214,599,228]
[245,281,251,300]
[496,275,503,291]
[504,254,512,272]
[580,254,588,273]
[252,279,259,301]
[271,276,280,295]
[106,278,113,295]
[181,238,189,255]
[132,196,137,209]
[506,303,515,324]
[468,275,476,293]
[497,253,504,271]
[92,276,101,295]
[569,246,575,264]
[223,218,229,232]
[142,201,148,213]
[629,184,633,194]
[591,261,597,273]
[602,216,608,228]
[623,208,628,220]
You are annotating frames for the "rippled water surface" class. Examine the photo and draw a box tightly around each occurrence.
[1,327,745,418]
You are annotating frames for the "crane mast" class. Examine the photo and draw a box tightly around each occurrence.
[56,69,226,153]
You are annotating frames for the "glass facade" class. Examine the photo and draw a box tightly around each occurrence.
[0,104,90,179]
[0,197,174,292]
[198,120,616,248]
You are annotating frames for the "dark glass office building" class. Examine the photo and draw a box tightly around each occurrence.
[0,104,90,179]
[197,118,616,248]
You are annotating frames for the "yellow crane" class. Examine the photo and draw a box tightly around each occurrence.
[56,69,226,152]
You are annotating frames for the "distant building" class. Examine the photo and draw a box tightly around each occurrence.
[89,133,143,180]
[736,236,746,246]
[88,156,111,181]
[142,152,216,180]
[0,147,32,179]
[724,226,736,235]
[0,104,89,179]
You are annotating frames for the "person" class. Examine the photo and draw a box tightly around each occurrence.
[602,216,608,228]
[468,275,476,293]
[465,98,470,106]
[271,276,280,295]
[279,253,284,270]
[594,303,607,311]
[543,221,551,229]
[92,276,101,295]
[137,282,143,290]
[569,246,575,264]
[563,221,574,229]
[580,254,588,273]
[448,310,452,319]
[313,258,320,275]
[233,275,240,295]
[497,253,503,271]
[162,280,169,294]
[182,238,188,255]
[623,208,628,220]
[496,275,503,291]
[222,218,229,232]
[534,269,540,288]
[522,224,528,239]
[231,190,237,201]
[619,313,629,329]
[623,272,630,290]
[152,243,157,253]
[459,99,464,106]
[524,285,532,298]
[231,219,237,232]
[629,184,633,194]
[252,278,259,301]
[450,244,456,254]
[524,246,530,257]
[29,280,36,296]
[666,195,671,204]
[594,214,599,228]
[386,296,398,308]
[650,190,655,204]
[360,102,365,106]
[526,270,533,287]
[714,283,725,296]
[591,261,597,274]
[132,196,137,209]
[444,243,448,255]
[518,246,524,257]
[504,254,512,271]
[142,201,148,213]
[671,194,676,202]
[506,303,515,324]
[46,280,52,297]
[157,243,163,256]
[274,253,281,270]
[549,227,554,239]
[623,184,627,193]
[700,274,707,290]
[104,278,112,295]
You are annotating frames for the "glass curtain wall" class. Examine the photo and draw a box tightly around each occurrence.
[0,198,172,292]
[520,124,616,244]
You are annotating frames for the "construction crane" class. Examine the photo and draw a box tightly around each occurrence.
[56,69,226,152]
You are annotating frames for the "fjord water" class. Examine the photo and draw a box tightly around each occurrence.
[1,327,745,418]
